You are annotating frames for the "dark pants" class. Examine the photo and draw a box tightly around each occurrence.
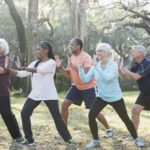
[21,98,72,143]
[89,97,137,140]
[0,96,22,139]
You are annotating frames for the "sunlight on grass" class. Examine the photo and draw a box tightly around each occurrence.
[0,91,150,150]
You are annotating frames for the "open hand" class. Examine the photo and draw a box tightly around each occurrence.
[15,56,22,70]
[92,54,97,66]
[54,55,62,68]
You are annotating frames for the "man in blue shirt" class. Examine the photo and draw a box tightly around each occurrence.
[119,45,150,135]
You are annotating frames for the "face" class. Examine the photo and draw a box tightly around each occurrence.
[0,47,4,56]
[69,39,80,54]
[95,49,108,61]
[37,46,48,59]
[131,49,143,62]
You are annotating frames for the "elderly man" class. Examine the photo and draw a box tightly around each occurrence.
[0,39,24,143]
[119,45,150,135]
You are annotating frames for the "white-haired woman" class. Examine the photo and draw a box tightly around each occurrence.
[0,39,24,143]
[78,43,144,148]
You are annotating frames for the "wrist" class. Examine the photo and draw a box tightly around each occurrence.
[57,66,62,70]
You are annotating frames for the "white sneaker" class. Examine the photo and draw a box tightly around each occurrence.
[104,128,114,138]
[55,133,62,139]
[85,140,100,148]
[124,136,133,141]
[135,138,144,147]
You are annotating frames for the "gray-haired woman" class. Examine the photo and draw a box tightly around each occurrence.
[0,39,24,143]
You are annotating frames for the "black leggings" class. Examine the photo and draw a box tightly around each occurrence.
[89,97,137,140]
[21,98,72,143]
[0,96,22,139]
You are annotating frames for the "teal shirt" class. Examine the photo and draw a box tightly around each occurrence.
[79,60,122,102]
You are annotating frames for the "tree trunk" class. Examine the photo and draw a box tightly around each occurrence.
[27,0,39,63]
[78,0,87,50]
[26,0,39,95]
[4,0,27,64]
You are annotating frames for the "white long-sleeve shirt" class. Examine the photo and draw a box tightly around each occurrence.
[17,59,58,101]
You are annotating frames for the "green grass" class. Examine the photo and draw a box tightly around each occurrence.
[0,91,150,150]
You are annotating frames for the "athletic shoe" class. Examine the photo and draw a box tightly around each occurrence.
[85,140,100,148]
[68,139,76,146]
[55,133,62,139]
[21,140,35,146]
[104,128,114,138]
[15,137,26,144]
[124,136,133,141]
[135,138,144,147]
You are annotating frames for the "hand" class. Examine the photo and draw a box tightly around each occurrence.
[5,56,9,69]
[119,58,124,68]
[92,54,97,66]
[54,55,62,68]
[67,55,73,67]
[15,56,22,70]
[0,67,5,74]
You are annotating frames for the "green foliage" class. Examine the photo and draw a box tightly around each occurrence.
[119,78,138,91]
[55,73,71,92]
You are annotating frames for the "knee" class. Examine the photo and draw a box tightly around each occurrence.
[88,110,97,121]
[61,100,71,111]
[21,109,30,119]
[2,111,14,118]
[132,107,141,116]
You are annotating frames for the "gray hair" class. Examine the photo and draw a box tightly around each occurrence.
[0,39,9,55]
[132,45,146,56]
[96,43,112,55]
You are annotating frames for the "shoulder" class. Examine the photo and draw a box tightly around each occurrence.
[48,59,56,67]
[109,60,118,69]
[82,51,91,58]
[144,58,150,65]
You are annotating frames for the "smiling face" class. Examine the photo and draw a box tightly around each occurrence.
[95,49,108,61]
[37,46,48,60]
[69,39,81,54]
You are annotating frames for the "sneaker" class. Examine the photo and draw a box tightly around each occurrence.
[68,139,76,146]
[124,136,133,141]
[85,140,100,148]
[55,133,62,139]
[21,140,35,146]
[104,128,114,138]
[135,138,144,147]
[15,137,26,144]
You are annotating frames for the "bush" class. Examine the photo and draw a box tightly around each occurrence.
[55,73,71,92]
[119,78,138,91]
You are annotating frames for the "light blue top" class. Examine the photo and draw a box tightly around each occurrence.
[78,60,122,102]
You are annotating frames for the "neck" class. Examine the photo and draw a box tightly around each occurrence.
[74,50,81,56]
[41,57,49,62]
[135,57,145,63]
[101,57,109,65]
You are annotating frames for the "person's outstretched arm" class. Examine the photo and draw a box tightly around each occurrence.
[78,66,94,83]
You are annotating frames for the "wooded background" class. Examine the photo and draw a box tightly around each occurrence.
[0,0,149,94]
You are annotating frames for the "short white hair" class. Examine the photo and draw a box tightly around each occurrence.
[132,45,146,56]
[0,39,9,55]
[96,43,112,54]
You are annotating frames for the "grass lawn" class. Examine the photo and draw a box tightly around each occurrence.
[0,91,150,150]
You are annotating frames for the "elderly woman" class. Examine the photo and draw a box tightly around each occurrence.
[0,39,24,143]
[78,43,144,148]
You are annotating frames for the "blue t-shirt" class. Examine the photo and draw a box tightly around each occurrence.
[130,58,150,96]
[79,60,122,102]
